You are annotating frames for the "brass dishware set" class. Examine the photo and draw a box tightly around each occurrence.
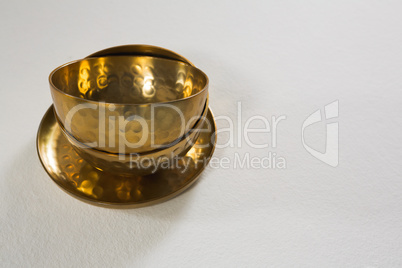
[36,45,216,208]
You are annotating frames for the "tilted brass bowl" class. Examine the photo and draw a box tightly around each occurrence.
[49,55,208,155]
[57,98,209,176]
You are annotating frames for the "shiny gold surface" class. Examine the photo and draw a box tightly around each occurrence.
[50,55,208,154]
[37,105,216,208]
[86,44,194,66]
[57,99,209,175]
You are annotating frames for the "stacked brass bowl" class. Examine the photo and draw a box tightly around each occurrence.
[37,45,216,207]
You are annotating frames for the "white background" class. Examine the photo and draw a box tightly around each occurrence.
[1,0,401,267]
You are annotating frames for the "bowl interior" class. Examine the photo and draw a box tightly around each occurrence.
[56,97,209,155]
[50,56,207,104]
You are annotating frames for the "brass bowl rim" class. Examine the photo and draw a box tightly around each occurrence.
[55,99,209,157]
[49,55,209,106]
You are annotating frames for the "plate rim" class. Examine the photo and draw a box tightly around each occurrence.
[36,105,217,208]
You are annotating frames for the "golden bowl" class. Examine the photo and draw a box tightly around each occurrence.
[49,55,208,155]
[56,98,209,175]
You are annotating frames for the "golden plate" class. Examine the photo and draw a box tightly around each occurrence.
[36,105,216,208]
[86,44,194,66]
